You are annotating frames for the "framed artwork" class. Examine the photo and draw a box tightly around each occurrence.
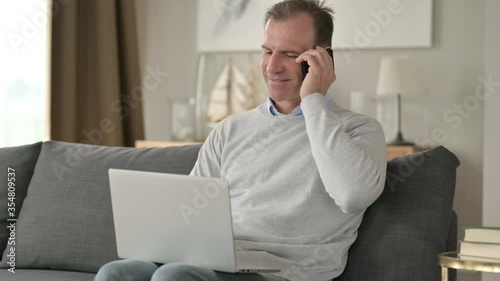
[166,96,196,142]
[197,0,433,52]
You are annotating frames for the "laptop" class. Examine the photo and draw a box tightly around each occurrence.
[108,168,280,273]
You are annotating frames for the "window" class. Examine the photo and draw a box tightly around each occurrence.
[0,0,49,147]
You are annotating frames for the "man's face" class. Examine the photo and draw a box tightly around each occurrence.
[261,13,315,105]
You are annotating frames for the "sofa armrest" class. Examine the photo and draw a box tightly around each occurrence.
[445,210,458,281]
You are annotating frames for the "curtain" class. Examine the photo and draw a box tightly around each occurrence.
[50,0,144,147]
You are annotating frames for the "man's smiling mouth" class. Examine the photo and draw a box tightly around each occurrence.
[268,77,291,83]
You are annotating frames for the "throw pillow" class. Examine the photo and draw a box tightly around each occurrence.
[334,146,460,281]
[0,141,202,273]
[0,142,42,259]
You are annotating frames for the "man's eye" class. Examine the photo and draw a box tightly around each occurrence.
[286,54,298,58]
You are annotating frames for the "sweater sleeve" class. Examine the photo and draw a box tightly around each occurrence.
[189,124,223,178]
[301,93,387,214]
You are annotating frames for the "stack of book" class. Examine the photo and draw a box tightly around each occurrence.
[459,226,500,262]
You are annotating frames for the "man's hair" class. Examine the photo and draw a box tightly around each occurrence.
[264,0,334,47]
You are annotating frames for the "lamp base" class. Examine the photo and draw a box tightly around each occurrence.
[388,132,414,146]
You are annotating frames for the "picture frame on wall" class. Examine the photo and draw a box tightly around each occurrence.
[166,96,196,142]
[197,0,433,52]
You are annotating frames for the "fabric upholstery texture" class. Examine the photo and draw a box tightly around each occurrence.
[0,141,459,281]
[0,141,202,273]
[0,142,42,257]
[0,269,95,281]
[334,146,460,281]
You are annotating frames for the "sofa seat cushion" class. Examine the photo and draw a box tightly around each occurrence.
[334,146,460,281]
[0,141,202,273]
[0,269,95,281]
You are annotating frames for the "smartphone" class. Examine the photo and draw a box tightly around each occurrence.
[301,48,334,80]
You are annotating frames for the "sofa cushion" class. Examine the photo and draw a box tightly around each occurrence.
[0,269,95,281]
[0,142,42,259]
[334,146,460,281]
[0,141,202,273]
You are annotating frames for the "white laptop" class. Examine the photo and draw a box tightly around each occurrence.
[108,168,280,273]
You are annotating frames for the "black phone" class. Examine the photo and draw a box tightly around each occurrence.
[301,48,334,80]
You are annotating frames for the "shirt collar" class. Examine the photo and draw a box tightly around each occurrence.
[267,95,332,116]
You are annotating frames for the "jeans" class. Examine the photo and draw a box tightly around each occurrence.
[94,260,290,281]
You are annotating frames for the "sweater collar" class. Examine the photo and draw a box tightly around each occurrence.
[267,94,332,116]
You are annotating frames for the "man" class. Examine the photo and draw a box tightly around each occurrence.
[95,1,386,280]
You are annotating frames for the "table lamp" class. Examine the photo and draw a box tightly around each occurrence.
[376,56,420,146]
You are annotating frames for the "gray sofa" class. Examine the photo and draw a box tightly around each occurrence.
[0,141,459,281]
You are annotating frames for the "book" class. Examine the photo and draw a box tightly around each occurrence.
[458,254,500,263]
[463,226,500,244]
[459,241,500,260]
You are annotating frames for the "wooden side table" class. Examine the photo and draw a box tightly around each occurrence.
[438,251,500,281]
[386,145,426,160]
[135,140,203,148]
[135,141,426,161]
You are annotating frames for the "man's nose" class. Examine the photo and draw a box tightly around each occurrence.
[267,54,284,74]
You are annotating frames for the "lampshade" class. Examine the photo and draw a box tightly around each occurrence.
[376,56,420,97]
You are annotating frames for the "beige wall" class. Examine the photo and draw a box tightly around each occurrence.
[136,1,493,280]
[482,0,500,280]
[135,0,198,141]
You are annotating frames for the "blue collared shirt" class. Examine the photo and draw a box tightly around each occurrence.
[267,94,332,116]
